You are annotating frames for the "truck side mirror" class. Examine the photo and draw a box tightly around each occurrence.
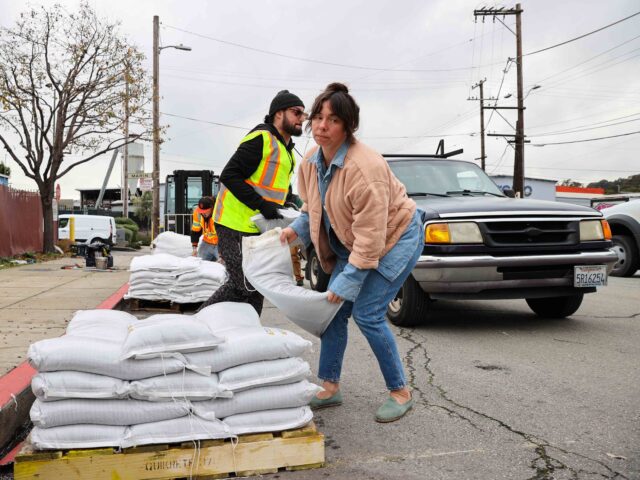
[503,188,516,198]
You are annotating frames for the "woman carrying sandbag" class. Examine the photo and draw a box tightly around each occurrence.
[280,83,423,423]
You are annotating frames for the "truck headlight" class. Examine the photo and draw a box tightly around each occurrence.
[580,220,610,241]
[425,222,483,244]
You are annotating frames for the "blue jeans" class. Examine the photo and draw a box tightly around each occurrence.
[318,221,423,391]
[197,242,219,262]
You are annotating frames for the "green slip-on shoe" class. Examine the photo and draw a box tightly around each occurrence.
[309,390,343,410]
[375,397,414,423]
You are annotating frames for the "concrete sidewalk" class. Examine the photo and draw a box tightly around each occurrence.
[0,248,145,461]
[0,249,145,376]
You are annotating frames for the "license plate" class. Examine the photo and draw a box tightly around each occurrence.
[574,265,607,287]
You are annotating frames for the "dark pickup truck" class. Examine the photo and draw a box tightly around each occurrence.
[306,154,618,326]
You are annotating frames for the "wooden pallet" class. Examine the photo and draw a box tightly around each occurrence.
[125,298,183,313]
[14,422,324,480]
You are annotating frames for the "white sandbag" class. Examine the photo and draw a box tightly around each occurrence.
[166,290,220,304]
[31,424,125,449]
[186,326,312,372]
[120,314,224,360]
[32,371,129,401]
[152,231,193,258]
[193,380,320,420]
[130,270,177,282]
[251,209,302,238]
[195,302,262,333]
[28,336,207,380]
[122,416,231,448]
[66,310,135,340]
[242,229,342,337]
[223,406,313,435]
[30,398,191,428]
[123,290,167,301]
[218,357,311,392]
[177,261,227,285]
[129,371,232,401]
[130,254,201,273]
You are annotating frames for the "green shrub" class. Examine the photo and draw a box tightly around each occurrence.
[138,234,151,246]
[121,225,138,244]
[115,217,138,228]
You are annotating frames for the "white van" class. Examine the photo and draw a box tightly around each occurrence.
[58,214,117,245]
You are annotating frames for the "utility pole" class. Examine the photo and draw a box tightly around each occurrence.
[151,16,191,238]
[469,79,495,171]
[474,4,525,196]
[514,4,525,197]
[122,59,130,218]
[152,15,160,239]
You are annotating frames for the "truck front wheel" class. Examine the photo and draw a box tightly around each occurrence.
[307,248,330,292]
[526,294,584,318]
[386,275,431,327]
[610,234,639,277]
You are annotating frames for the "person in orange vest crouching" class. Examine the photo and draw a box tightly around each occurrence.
[198,90,306,315]
[191,196,219,261]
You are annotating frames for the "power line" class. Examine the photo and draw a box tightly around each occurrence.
[529,112,640,137]
[525,10,640,56]
[531,130,640,146]
[531,32,640,86]
[162,23,505,73]
[161,112,249,130]
[533,118,640,137]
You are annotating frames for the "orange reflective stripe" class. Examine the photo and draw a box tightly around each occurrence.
[260,134,281,188]
[244,180,288,203]
[213,186,229,223]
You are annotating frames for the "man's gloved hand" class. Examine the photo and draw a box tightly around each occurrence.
[259,200,283,219]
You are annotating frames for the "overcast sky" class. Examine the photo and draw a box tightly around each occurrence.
[1,0,639,199]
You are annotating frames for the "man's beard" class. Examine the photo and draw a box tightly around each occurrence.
[282,116,303,137]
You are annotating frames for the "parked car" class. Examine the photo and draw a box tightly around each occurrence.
[307,154,618,325]
[602,200,640,277]
[58,214,117,245]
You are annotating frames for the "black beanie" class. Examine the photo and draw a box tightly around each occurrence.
[268,90,304,116]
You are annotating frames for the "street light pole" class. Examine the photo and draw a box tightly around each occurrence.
[152,16,191,239]
[152,15,160,239]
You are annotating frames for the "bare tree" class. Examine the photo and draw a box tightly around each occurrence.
[0,3,151,252]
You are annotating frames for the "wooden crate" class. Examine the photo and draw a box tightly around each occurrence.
[14,422,324,480]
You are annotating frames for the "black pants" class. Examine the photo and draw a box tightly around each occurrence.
[198,223,264,315]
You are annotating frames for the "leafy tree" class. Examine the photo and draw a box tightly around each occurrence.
[133,191,152,229]
[588,174,640,194]
[560,179,583,187]
[0,163,9,176]
[0,3,151,252]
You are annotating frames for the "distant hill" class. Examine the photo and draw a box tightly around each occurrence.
[588,174,640,194]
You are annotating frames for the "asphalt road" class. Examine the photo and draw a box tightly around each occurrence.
[260,273,639,480]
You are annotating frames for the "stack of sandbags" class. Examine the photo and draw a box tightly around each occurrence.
[27,303,317,450]
[151,231,193,257]
[125,253,227,303]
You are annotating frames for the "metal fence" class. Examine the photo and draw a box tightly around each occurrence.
[0,185,43,257]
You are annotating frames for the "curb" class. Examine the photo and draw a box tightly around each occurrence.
[0,282,130,465]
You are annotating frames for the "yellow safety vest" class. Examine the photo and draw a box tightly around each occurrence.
[214,130,295,233]
[191,211,218,245]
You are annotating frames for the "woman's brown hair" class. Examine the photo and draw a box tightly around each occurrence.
[306,82,360,143]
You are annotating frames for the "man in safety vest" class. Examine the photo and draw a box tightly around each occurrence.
[191,196,219,261]
[199,90,306,315]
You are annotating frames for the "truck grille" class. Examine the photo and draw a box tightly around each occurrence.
[480,220,579,247]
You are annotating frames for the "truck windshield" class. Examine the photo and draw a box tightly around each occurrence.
[389,160,504,197]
